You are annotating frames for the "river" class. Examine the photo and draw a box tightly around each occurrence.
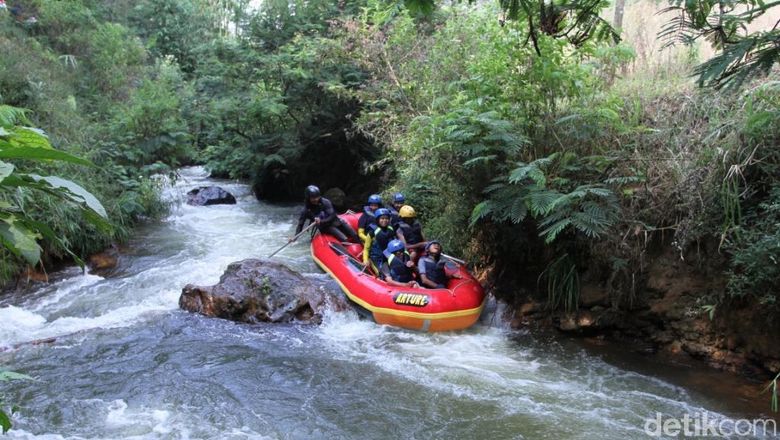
[0,167,776,439]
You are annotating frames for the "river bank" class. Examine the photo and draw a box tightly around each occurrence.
[505,243,780,382]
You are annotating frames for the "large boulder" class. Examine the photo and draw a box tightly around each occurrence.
[179,259,345,324]
[186,186,236,206]
[324,187,346,209]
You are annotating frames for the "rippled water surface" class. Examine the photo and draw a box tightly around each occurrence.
[0,167,776,439]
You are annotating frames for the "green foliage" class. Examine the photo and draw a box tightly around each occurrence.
[726,185,780,306]
[660,0,780,88]
[540,253,580,312]
[0,5,173,281]
[344,4,638,308]
[111,59,191,169]
[472,153,622,244]
[403,0,619,52]
[0,369,32,434]
[0,106,108,266]
[196,1,379,199]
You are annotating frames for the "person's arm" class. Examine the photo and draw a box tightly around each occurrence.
[386,278,419,288]
[409,241,427,251]
[362,234,373,265]
[294,207,310,234]
[396,228,407,246]
[420,273,439,289]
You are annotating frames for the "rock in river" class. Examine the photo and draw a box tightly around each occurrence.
[179,259,345,324]
[186,186,237,206]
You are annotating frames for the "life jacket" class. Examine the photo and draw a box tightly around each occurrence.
[398,220,423,245]
[419,255,447,286]
[358,205,378,231]
[387,251,413,283]
[368,224,395,259]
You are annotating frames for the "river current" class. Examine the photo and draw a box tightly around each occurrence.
[0,167,776,439]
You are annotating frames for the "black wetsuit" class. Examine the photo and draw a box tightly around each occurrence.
[295,197,358,242]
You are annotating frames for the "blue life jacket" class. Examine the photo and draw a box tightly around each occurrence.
[368,223,395,260]
[358,205,379,231]
[386,251,413,283]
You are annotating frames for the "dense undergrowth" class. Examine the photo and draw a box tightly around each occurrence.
[0,0,778,321]
[337,4,780,316]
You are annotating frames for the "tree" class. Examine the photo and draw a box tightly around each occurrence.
[402,0,619,55]
[660,0,780,88]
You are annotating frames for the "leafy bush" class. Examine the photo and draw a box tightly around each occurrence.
[0,105,108,267]
[726,186,780,306]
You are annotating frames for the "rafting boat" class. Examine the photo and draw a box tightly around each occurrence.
[311,212,486,332]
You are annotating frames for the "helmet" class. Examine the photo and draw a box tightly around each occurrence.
[425,240,441,252]
[374,208,391,219]
[393,192,405,203]
[305,185,320,198]
[367,194,382,205]
[399,205,416,218]
[385,239,405,254]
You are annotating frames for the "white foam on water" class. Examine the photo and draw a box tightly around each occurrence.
[314,309,749,438]
[0,306,47,348]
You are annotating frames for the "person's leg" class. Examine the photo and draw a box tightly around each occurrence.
[323,224,348,242]
[370,255,386,280]
[338,222,360,242]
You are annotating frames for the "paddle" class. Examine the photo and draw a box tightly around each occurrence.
[442,253,466,265]
[268,221,317,258]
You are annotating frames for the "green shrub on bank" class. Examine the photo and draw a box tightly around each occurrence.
[0,3,175,283]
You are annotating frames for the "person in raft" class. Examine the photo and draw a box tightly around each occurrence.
[358,194,383,244]
[388,192,405,227]
[395,205,426,257]
[363,208,400,272]
[292,185,359,243]
[418,240,461,289]
[383,239,419,288]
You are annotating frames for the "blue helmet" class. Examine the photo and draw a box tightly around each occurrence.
[367,194,382,205]
[425,240,441,252]
[393,192,405,203]
[374,208,391,219]
[385,239,405,254]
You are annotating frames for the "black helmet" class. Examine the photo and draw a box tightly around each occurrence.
[305,185,321,198]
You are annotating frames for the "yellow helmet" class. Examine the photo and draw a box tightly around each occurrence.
[399,205,416,218]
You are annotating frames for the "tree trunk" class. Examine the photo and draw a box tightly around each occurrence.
[613,0,626,32]
[612,0,628,79]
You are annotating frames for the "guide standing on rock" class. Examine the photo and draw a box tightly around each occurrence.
[292,185,359,243]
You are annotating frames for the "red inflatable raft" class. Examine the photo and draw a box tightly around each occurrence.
[311,213,486,332]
